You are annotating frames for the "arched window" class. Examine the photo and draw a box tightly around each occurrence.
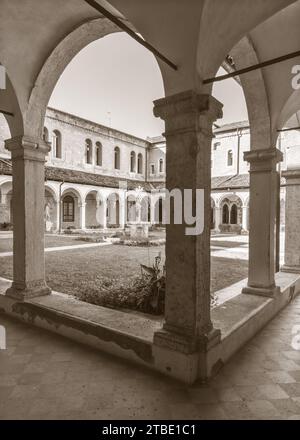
[230,204,238,225]
[114,147,120,170]
[227,150,233,166]
[137,153,143,174]
[43,127,49,143]
[86,139,92,164]
[159,158,164,173]
[52,130,62,158]
[130,151,136,172]
[95,142,102,166]
[222,204,229,224]
[63,195,75,222]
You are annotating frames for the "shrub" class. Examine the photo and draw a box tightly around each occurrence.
[76,254,166,315]
[0,222,13,231]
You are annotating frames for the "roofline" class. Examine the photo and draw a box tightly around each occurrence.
[46,107,152,146]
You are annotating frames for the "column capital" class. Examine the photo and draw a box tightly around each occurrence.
[5,135,51,162]
[244,147,283,172]
[282,169,300,180]
[153,90,223,137]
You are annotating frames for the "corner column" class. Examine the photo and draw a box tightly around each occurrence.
[5,135,51,300]
[242,148,283,297]
[281,170,300,273]
[152,91,223,383]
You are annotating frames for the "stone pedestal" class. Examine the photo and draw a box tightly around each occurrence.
[281,170,300,273]
[152,90,223,382]
[5,136,51,300]
[130,224,149,239]
[242,148,283,297]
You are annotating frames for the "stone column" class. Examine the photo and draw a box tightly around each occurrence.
[214,207,222,232]
[119,197,126,229]
[152,91,222,376]
[281,170,300,273]
[242,205,248,232]
[5,136,51,300]
[242,148,283,297]
[102,198,107,229]
[56,199,61,232]
[79,202,86,230]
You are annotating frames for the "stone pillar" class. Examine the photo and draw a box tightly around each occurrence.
[281,170,300,273]
[5,136,51,300]
[102,198,107,229]
[214,207,222,232]
[242,205,248,232]
[80,202,86,230]
[119,198,126,229]
[56,199,61,232]
[152,91,223,382]
[242,148,283,297]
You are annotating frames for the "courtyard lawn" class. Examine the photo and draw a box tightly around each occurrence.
[0,234,91,253]
[0,244,248,301]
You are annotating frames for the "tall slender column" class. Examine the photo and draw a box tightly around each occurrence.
[80,202,86,230]
[102,198,107,229]
[5,136,51,300]
[242,148,282,297]
[281,170,300,273]
[153,91,222,358]
[214,206,222,232]
[56,199,60,232]
[242,205,248,232]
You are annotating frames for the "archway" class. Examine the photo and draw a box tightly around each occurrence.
[61,189,82,230]
[85,191,100,229]
[107,193,120,228]
[44,186,57,232]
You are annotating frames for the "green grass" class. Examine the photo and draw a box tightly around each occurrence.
[0,245,248,300]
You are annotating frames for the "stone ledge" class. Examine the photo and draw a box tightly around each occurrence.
[0,277,159,367]
[1,271,300,384]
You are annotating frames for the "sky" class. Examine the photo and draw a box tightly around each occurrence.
[49,33,248,139]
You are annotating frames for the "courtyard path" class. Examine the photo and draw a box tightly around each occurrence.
[0,241,112,258]
[0,295,300,419]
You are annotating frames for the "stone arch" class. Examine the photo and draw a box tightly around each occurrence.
[44,184,58,232]
[126,192,137,223]
[0,179,12,224]
[26,17,165,139]
[85,190,100,229]
[107,192,120,228]
[220,194,243,230]
[61,187,83,229]
[0,62,24,137]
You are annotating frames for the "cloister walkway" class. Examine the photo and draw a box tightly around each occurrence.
[0,295,300,420]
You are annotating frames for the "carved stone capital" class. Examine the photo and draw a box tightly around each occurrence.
[153,90,223,138]
[244,148,283,172]
[282,169,300,181]
[5,135,51,162]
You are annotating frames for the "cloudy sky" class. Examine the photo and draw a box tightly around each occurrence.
[49,33,248,139]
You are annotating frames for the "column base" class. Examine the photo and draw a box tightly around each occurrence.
[153,325,221,384]
[281,265,300,274]
[153,324,221,354]
[5,281,51,301]
[242,285,280,298]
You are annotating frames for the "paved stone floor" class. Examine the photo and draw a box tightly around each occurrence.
[1,296,300,420]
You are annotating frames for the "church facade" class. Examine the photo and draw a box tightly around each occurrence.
[0,108,298,233]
